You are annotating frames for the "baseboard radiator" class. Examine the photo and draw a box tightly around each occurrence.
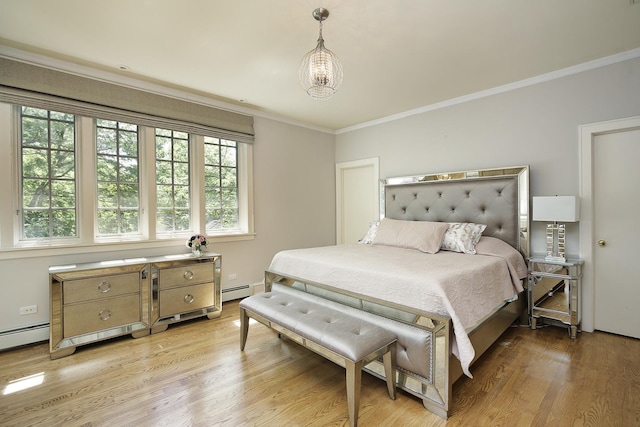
[0,323,49,351]
[222,284,254,302]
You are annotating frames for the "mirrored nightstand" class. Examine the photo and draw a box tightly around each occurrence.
[528,256,583,339]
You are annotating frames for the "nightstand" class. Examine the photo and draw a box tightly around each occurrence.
[528,256,583,338]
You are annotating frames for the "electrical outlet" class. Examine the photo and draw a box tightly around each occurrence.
[20,305,38,315]
[228,273,237,280]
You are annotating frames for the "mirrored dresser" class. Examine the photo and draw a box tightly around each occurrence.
[528,256,583,338]
[49,253,221,359]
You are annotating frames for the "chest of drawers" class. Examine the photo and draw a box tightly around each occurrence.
[150,256,222,333]
[49,253,221,359]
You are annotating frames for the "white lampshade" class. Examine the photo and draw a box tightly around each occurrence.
[532,196,580,222]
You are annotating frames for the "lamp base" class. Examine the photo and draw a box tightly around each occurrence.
[545,222,567,263]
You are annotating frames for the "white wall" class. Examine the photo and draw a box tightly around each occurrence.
[335,56,640,256]
[0,116,336,347]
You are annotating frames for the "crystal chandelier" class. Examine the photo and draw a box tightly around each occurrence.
[299,8,343,100]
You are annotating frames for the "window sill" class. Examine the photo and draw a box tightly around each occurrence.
[0,233,256,260]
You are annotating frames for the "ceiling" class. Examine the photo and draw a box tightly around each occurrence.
[1,1,640,131]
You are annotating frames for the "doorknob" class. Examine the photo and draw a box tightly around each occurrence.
[597,240,606,247]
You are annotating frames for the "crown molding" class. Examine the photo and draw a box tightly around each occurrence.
[336,48,640,134]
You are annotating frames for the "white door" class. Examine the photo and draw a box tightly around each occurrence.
[593,128,640,339]
[336,158,379,244]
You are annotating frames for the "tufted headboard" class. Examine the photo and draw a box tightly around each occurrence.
[381,166,529,256]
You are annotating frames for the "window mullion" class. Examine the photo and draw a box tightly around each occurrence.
[141,126,155,239]
[78,116,96,244]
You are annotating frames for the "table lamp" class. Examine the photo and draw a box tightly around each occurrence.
[532,196,580,262]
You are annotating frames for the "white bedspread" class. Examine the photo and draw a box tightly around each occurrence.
[268,237,526,378]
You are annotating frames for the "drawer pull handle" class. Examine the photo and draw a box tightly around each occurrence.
[184,294,195,304]
[98,309,112,321]
[183,270,194,280]
[98,281,111,293]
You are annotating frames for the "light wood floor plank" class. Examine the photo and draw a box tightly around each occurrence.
[1,300,638,426]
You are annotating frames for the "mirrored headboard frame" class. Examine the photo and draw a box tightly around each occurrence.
[380,166,529,257]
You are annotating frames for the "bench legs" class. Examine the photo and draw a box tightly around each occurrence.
[330,346,398,427]
[346,360,362,427]
[383,347,397,401]
[240,306,396,427]
[239,307,249,351]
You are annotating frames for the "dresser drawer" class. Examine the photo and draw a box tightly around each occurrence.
[63,294,141,337]
[158,263,213,290]
[63,272,140,304]
[159,282,215,317]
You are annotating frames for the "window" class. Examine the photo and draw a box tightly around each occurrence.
[19,106,76,240]
[204,137,239,232]
[1,101,253,252]
[95,119,140,236]
[155,128,190,233]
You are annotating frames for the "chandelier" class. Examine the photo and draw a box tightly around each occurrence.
[299,8,343,100]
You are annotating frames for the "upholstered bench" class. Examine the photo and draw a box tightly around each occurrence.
[240,292,397,427]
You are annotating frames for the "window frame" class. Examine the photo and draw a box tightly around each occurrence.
[95,118,142,238]
[17,106,79,243]
[203,136,240,233]
[0,103,255,258]
[154,127,192,235]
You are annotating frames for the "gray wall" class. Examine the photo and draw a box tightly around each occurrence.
[0,116,336,345]
[335,56,640,256]
[3,54,639,348]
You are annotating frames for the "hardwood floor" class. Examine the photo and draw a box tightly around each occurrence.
[1,299,638,427]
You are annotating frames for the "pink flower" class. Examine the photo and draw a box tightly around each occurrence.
[186,234,207,248]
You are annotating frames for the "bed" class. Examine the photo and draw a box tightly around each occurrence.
[264,165,530,419]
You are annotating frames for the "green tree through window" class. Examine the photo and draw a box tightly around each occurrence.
[20,107,77,239]
[96,119,140,235]
[204,137,238,231]
[156,128,190,232]
[10,103,249,247]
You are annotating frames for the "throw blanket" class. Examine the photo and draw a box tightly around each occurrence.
[268,237,526,378]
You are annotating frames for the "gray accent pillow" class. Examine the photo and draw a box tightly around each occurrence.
[359,220,380,244]
[440,222,487,254]
[372,218,449,254]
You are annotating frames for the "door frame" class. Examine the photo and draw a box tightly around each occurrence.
[335,157,379,244]
[579,115,640,333]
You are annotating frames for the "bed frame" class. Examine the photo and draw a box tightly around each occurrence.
[265,165,530,418]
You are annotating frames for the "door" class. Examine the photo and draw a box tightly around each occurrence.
[593,128,640,339]
[335,158,379,244]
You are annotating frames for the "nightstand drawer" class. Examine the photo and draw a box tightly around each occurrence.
[63,294,140,337]
[159,282,215,316]
[158,263,213,290]
[63,272,140,304]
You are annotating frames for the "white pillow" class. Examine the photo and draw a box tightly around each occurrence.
[372,218,449,254]
[440,222,487,254]
[358,220,380,244]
